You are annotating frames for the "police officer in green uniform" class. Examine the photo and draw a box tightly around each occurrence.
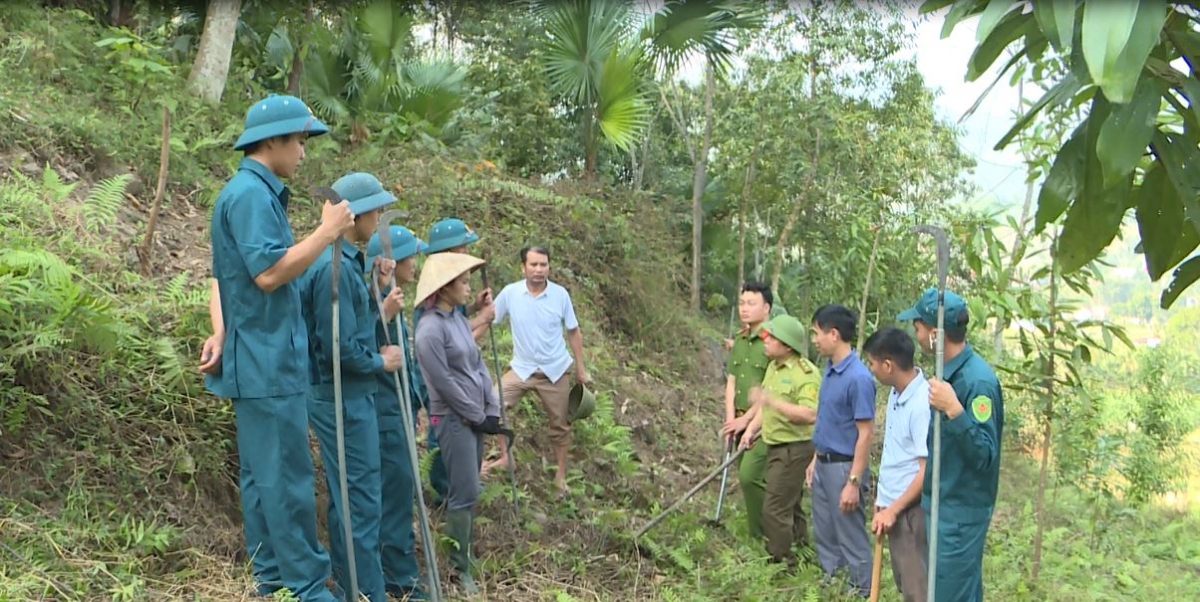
[204,94,348,601]
[739,315,821,565]
[720,282,773,538]
[412,217,495,506]
[365,224,431,600]
[300,172,403,602]
[898,288,1003,602]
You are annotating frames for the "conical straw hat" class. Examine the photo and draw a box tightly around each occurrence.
[414,252,485,309]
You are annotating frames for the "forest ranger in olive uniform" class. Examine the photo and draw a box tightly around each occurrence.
[738,315,821,566]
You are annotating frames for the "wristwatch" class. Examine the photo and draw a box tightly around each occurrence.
[848,474,860,486]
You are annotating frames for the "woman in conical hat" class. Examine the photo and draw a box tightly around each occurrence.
[411,252,502,595]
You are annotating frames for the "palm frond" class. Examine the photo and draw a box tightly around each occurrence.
[537,0,635,105]
[396,58,466,127]
[594,42,652,151]
[642,0,765,77]
[357,0,414,77]
[304,48,353,121]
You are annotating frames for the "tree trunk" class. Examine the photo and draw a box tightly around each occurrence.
[285,2,312,95]
[108,0,134,28]
[187,0,243,104]
[690,64,715,312]
[772,129,821,295]
[855,225,883,353]
[582,106,597,180]
[138,106,171,275]
[735,144,761,290]
[1030,227,1059,581]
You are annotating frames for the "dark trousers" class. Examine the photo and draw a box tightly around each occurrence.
[878,503,928,602]
[762,439,815,562]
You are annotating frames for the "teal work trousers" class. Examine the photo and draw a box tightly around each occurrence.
[233,394,337,602]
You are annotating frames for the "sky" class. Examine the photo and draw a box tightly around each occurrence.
[907,8,1030,209]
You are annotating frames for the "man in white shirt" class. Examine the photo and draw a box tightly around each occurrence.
[863,327,930,602]
[488,245,590,493]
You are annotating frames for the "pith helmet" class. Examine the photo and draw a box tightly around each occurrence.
[233,94,329,150]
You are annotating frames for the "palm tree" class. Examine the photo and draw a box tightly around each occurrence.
[304,0,467,145]
[533,0,649,180]
[643,0,764,311]
[532,0,761,183]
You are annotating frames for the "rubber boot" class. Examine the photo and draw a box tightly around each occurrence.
[445,510,478,595]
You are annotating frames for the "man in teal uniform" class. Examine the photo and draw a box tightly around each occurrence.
[898,288,1003,602]
[300,172,404,602]
[204,94,350,601]
[411,217,494,506]
[366,223,430,600]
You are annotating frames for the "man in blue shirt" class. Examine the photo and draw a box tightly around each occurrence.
[203,94,350,601]
[299,172,404,602]
[864,327,930,602]
[411,217,495,507]
[365,223,431,600]
[807,304,875,597]
[898,288,1003,602]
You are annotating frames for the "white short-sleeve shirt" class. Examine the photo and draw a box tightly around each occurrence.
[493,279,579,383]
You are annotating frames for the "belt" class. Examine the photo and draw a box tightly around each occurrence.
[816,451,853,463]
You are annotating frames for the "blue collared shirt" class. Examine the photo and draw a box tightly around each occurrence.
[206,158,308,399]
[876,369,930,508]
[812,350,877,457]
[299,241,385,400]
[492,279,579,383]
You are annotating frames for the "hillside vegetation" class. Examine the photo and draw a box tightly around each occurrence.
[1,4,1198,602]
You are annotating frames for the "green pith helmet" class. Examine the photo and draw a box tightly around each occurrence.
[330,172,395,216]
[568,382,595,422]
[760,315,806,353]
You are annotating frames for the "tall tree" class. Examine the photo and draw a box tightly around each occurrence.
[187,0,243,103]
[643,0,764,310]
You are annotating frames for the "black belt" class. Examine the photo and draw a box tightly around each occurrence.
[816,451,853,463]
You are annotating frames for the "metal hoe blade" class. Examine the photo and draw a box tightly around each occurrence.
[911,223,949,602]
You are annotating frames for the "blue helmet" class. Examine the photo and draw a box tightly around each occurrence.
[424,217,479,253]
[233,94,329,150]
[367,224,428,268]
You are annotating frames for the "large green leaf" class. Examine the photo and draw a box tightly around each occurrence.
[1095,80,1160,186]
[967,8,1031,81]
[976,0,1017,44]
[1161,255,1200,308]
[1032,0,1076,54]
[1034,124,1086,231]
[1080,0,1166,104]
[939,0,986,39]
[1149,130,1200,226]
[993,66,1084,150]
[1134,163,1192,281]
[1057,173,1130,273]
[1066,93,1135,271]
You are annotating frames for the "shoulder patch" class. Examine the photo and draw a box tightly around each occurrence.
[971,396,993,422]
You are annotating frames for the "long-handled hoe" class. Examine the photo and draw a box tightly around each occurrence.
[310,186,359,602]
[370,209,445,602]
[912,223,950,601]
